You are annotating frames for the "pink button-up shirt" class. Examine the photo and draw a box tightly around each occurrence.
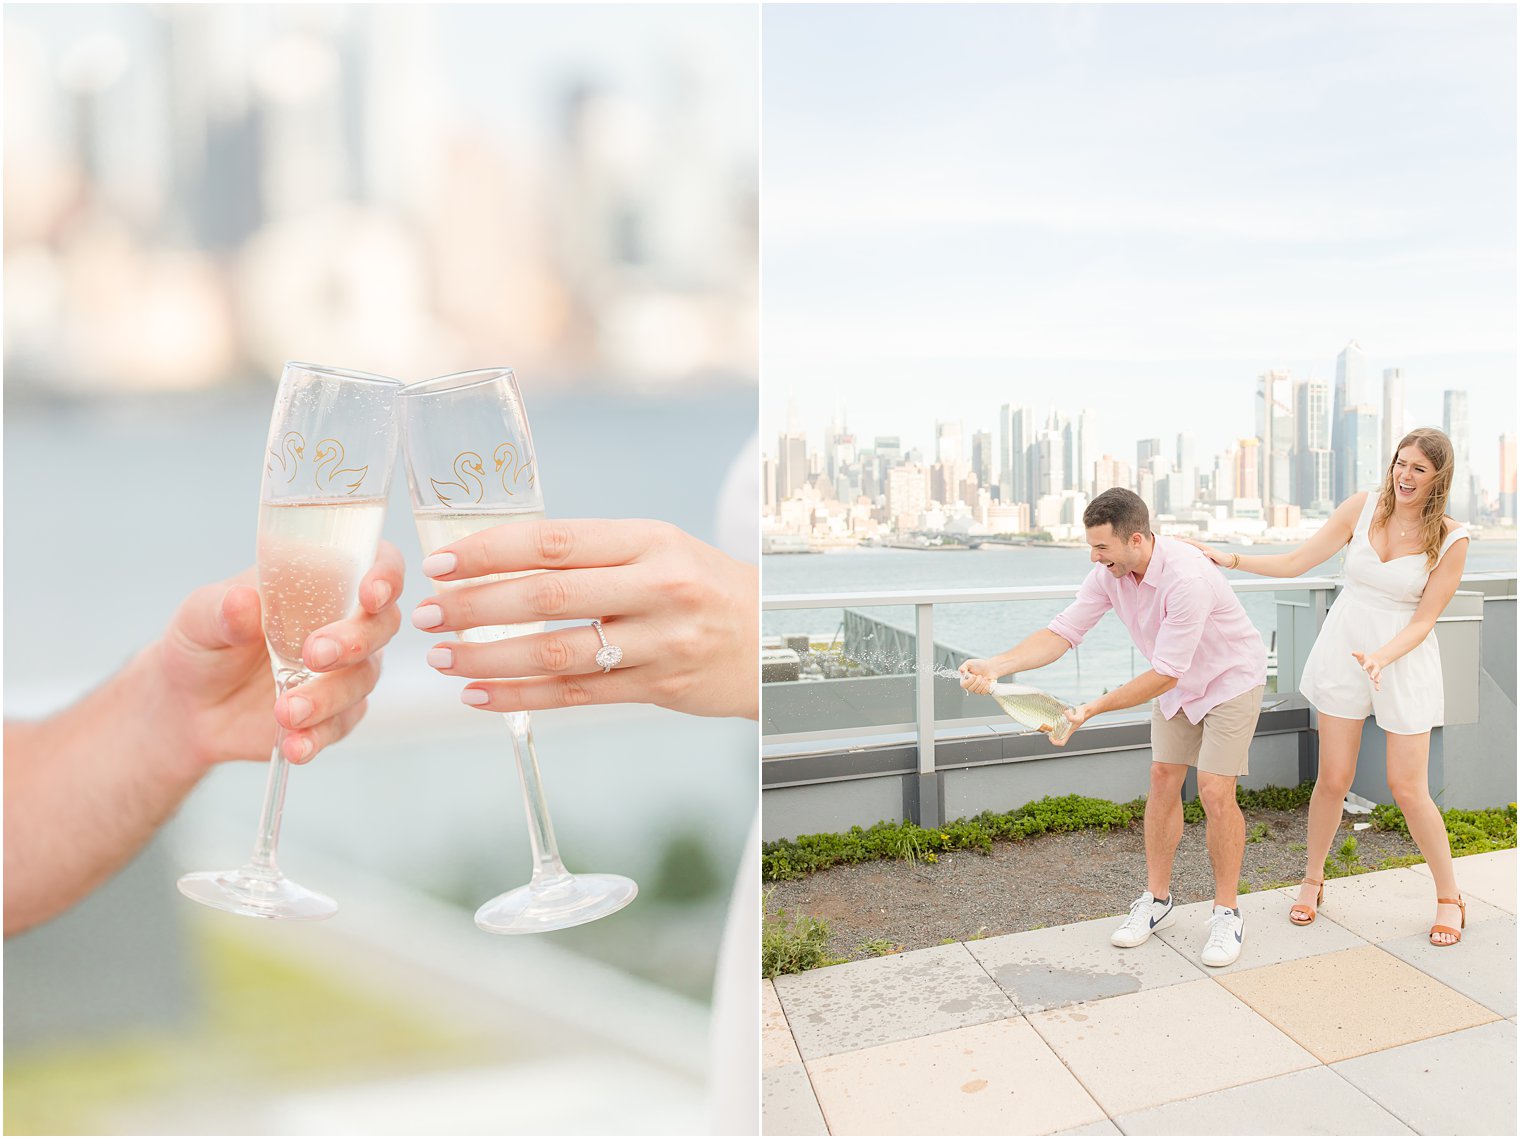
[1048,536,1267,724]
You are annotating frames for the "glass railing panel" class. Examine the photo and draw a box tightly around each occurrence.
[762,601,918,738]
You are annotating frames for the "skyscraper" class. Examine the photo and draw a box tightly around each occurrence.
[1500,433,1516,524]
[1346,406,1381,495]
[1294,377,1333,513]
[1332,340,1367,500]
[1235,438,1260,501]
[999,404,1036,507]
[1256,369,1294,508]
[887,463,929,532]
[1444,390,1473,521]
[1075,409,1097,499]
[777,429,809,501]
[1035,428,1064,500]
[1137,438,1161,471]
[936,419,963,463]
[970,430,993,490]
[1381,368,1405,468]
[1173,432,1195,511]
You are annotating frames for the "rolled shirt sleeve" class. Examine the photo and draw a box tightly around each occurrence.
[1151,577,1209,681]
[1048,567,1113,649]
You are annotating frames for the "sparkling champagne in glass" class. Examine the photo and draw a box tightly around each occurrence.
[178,362,401,920]
[400,368,637,934]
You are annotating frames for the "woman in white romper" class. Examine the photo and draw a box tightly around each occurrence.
[1185,428,1470,946]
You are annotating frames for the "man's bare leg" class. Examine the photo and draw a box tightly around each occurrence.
[1198,771,1245,909]
[1146,761,1190,900]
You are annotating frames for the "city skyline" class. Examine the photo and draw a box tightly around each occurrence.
[765,362,1511,542]
[763,5,1515,494]
[770,365,1509,514]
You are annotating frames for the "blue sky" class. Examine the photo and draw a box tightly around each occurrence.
[762,4,1516,491]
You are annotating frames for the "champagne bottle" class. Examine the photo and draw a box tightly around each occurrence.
[987,681,1077,744]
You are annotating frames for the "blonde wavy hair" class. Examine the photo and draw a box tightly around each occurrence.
[1371,427,1454,569]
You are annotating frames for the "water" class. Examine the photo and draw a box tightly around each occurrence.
[763,540,1516,705]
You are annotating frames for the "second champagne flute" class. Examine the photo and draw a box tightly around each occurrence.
[399,367,637,934]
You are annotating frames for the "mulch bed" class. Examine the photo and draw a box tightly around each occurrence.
[765,807,1424,962]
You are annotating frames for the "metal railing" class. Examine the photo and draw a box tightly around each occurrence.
[763,576,1341,773]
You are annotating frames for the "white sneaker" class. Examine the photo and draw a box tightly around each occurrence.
[1110,891,1175,947]
[1200,904,1245,967]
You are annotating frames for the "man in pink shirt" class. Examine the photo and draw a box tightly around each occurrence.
[962,488,1266,967]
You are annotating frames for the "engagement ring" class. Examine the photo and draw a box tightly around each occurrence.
[590,619,623,672]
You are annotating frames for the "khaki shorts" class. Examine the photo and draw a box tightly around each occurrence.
[1150,685,1265,778]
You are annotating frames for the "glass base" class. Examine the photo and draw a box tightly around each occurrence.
[177,869,338,921]
[475,872,637,935]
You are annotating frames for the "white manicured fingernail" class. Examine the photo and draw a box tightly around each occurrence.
[461,688,490,706]
[422,552,457,578]
[412,604,444,630]
[427,647,453,669]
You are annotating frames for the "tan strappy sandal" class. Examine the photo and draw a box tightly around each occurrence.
[1429,896,1466,947]
[1289,877,1324,926]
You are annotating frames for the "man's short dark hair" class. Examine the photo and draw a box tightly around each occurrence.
[1084,487,1151,541]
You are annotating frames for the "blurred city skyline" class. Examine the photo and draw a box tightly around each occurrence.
[762,4,1515,494]
[4,4,758,397]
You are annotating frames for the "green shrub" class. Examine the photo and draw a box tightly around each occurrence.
[761,795,1137,881]
[762,905,843,978]
[1371,802,1516,856]
[760,787,1515,884]
[1237,782,1316,811]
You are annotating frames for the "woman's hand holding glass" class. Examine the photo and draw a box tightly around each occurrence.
[413,518,759,720]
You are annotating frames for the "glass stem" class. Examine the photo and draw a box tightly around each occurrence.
[503,709,571,888]
[244,669,309,880]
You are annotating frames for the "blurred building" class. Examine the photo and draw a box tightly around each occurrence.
[3,5,757,398]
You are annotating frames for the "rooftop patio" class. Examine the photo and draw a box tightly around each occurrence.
[762,850,1516,1136]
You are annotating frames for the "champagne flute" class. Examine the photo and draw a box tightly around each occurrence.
[178,362,401,919]
[399,367,637,934]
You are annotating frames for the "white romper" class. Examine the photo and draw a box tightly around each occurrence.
[1299,493,1469,735]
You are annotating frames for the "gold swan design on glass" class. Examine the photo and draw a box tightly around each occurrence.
[429,450,487,507]
[313,438,369,497]
[266,431,305,483]
[493,442,536,496]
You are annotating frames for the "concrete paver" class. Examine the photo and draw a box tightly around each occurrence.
[1113,1066,1414,1135]
[763,853,1517,1135]
[805,1018,1107,1136]
[1379,916,1517,1018]
[772,943,1014,1060]
[762,1063,828,1137]
[966,915,1205,1012]
[1027,978,1316,1117]
[1051,1121,1122,1136]
[764,980,803,1069]
[1333,1019,1518,1136]
[1307,867,1505,944]
[1217,943,1501,1063]
[1153,888,1368,975]
[1410,848,1518,914]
